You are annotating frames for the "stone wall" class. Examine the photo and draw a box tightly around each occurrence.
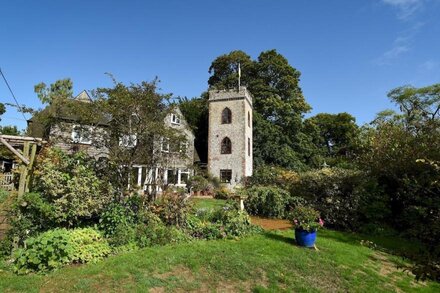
[49,122,109,159]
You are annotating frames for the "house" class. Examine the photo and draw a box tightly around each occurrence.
[28,86,254,192]
[27,91,198,192]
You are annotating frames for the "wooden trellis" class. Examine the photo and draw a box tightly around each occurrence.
[0,135,45,197]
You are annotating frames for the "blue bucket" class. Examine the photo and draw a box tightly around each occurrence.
[295,229,317,247]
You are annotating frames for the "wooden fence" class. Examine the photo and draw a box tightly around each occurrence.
[0,173,14,191]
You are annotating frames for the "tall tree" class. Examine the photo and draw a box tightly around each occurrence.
[178,95,209,162]
[34,78,73,105]
[359,83,440,281]
[304,112,358,157]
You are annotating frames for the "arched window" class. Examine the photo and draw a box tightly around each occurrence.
[221,137,232,154]
[248,111,251,127]
[221,107,232,124]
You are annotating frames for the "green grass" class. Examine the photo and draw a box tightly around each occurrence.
[191,198,227,210]
[1,229,439,292]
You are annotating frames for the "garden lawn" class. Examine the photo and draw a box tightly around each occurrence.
[1,229,439,292]
[192,197,227,210]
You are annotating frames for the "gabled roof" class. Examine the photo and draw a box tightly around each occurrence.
[73,90,93,103]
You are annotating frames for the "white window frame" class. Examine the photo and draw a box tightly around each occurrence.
[161,138,170,152]
[179,141,189,153]
[71,125,92,145]
[119,134,137,148]
[171,113,181,125]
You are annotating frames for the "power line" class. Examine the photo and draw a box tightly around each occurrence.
[0,67,28,122]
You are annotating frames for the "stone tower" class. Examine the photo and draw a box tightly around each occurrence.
[208,87,253,188]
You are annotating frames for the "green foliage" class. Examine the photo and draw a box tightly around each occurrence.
[13,228,110,274]
[185,214,225,240]
[96,78,185,198]
[188,175,210,192]
[8,192,57,244]
[68,228,111,263]
[0,102,5,118]
[288,206,323,232]
[0,188,8,204]
[150,193,192,227]
[244,186,291,218]
[34,79,73,105]
[178,96,209,162]
[292,168,371,230]
[32,147,113,227]
[99,203,135,237]
[304,112,359,159]
[213,186,230,199]
[107,223,136,247]
[186,204,260,240]
[134,221,190,248]
[0,125,21,135]
[212,207,261,237]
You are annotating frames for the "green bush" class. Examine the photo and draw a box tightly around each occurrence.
[7,192,57,246]
[99,203,135,237]
[244,186,291,218]
[107,223,136,247]
[68,228,111,263]
[185,214,225,240]
[292,168,370,230]
[212,206,261,237]
[0,188,8,204]
[213,187,230,200]
[13,227,110,274]
[135,221,190,248]
[150,193,192,226]
[188,175,210,192]
[32,148,113,227]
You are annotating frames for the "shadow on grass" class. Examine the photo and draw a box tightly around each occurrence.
[263,231,297,246]
[320,229,425,262]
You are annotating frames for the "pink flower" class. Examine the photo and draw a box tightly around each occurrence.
[319,218,324,226]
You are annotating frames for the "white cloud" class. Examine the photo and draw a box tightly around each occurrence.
[420,60,439,71]
[374,22,423,65]
[381,0,424,19]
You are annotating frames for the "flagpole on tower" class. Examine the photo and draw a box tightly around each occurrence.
[238,62,241,90]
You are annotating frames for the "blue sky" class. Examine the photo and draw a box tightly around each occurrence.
[1,0,439,130]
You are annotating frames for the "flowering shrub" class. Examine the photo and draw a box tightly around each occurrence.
[289,206,324,232]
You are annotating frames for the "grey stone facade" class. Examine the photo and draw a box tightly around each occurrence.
[208,87,253,188]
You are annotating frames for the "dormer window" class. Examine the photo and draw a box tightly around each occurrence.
[71,125,92,144]
[221,108,232,124]
[171,113,181,125]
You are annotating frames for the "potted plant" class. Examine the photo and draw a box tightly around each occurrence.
[289,206,324,247]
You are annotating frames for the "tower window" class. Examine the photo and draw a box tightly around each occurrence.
[221,137,232,154]
[171,113,181,125]
[220,169,232,183]
[248,111,251,127]
[221,107,232,124]
[248,137,251,156]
